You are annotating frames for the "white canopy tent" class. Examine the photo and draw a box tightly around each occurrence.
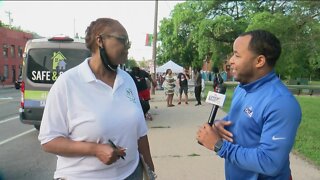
[156,60,183,73]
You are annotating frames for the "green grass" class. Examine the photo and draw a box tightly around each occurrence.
[203,82,320,167]
[293,96,320,167]
[203,82,235,112]
[309,81,320,85]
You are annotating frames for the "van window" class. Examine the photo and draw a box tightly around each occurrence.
[26,48,90,84]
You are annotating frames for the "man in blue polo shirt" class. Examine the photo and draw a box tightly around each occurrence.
[197,30,301,180]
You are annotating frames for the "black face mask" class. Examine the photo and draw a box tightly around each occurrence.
[99,45,118,72]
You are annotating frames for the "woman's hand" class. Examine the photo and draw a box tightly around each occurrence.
[94,144,126,165]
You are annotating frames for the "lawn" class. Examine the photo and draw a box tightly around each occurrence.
[203,82,320,167]
[203,82,235,113]
[309,81,320,85]
[294,95,320,167]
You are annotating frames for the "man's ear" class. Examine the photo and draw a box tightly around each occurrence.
[256,55,266,68]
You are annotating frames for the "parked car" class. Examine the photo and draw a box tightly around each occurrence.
[15,75,22,89]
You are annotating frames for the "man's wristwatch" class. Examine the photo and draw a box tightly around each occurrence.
[214,139,223,152]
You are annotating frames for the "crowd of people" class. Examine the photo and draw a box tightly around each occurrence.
[127,64,220,116]
[161,67,223,107]
[128,66,224,109]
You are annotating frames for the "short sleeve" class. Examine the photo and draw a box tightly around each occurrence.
[38,78,69,144]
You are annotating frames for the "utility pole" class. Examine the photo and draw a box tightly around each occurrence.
[73,18,75,38]
[151,0,158,95]
[5,11,13,26]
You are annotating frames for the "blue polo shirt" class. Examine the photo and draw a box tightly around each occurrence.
[218,71,301,180]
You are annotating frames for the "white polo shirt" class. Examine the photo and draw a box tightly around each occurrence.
[38,58,148,180]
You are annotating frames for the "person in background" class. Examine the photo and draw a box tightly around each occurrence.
[0,75,5,87]
[212,66,224,92]
[159,73,165,90]
[194,67,202,106]
[220,70,228,82]
[130,66,156,121]
[177,68,190,105]
[38,17,154,180]
[197,29,301,180]
[201,71,206,99]
[160,73,166,90]
[164,68,175,107]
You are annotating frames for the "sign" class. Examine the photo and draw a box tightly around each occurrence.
[205,91,226,107]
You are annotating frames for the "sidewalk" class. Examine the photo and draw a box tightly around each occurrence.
[146,90,320,180]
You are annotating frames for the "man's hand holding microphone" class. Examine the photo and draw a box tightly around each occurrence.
[196,89,233,152]
[197,120,233,151]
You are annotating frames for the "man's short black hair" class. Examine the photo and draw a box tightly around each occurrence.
[240,30,281,67]
[212,66,219,73]
[131,66,140,73]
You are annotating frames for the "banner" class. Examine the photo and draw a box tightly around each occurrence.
[145,34,153,46]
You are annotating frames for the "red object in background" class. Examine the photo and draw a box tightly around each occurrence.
[138,89,151,101]
[145,34,153,46]
[0,27,33,86]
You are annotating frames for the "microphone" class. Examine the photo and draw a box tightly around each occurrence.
[206,88,226,126]
[198,88,226,145]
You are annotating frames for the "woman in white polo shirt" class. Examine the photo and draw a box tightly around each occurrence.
[38,18,154,180]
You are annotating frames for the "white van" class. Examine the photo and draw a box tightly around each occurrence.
[19,35,91,130]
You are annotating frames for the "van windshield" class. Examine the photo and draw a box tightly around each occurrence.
[26,48,90,84]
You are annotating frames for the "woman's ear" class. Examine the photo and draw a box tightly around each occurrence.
[96,36,103,48]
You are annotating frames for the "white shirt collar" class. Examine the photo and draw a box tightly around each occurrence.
[78,58,125,90]
[78,58,96,83]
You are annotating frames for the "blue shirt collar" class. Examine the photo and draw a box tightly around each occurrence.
[239,70,276,93]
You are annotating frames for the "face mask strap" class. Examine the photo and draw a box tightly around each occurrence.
[98,35,118,72]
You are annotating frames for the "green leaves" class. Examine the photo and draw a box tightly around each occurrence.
[157,0,320,79]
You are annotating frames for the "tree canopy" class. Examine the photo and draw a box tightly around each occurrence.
[157,0,320,79]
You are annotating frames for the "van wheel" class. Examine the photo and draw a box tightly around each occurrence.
[34,125,40,131]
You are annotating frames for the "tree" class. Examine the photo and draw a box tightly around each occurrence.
[158,2,204,68]
[125,58,138,70]
[157,0,320,80]
[138,60,148,69]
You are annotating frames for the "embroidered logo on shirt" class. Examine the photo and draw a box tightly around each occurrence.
[244,106,253,117]
[272,136,286,140]
[126,88,136,103]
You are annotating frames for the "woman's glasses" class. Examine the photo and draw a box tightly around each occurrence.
[100,34,131,49]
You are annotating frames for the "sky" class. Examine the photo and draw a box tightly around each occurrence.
[0,1,183,61]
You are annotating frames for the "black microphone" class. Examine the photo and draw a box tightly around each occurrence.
[208,105,219,126]
[207,86,226,126]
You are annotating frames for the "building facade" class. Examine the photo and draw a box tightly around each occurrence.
[202,56,233,81]
[0,27,33,85]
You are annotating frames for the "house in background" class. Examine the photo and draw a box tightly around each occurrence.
[202,55,233,81]
[0,27,33,86]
